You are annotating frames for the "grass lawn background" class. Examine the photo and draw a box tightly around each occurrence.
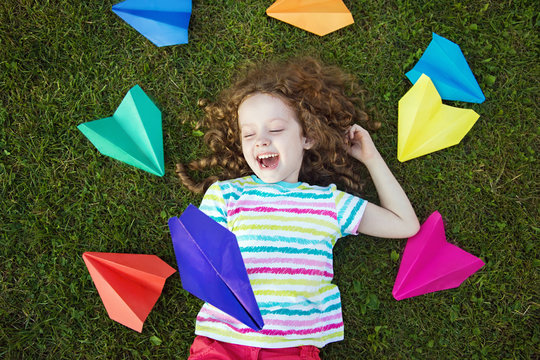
[0,0,538,358]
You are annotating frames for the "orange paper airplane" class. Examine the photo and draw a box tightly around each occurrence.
[82,252,176,332]
[266,0,354,36]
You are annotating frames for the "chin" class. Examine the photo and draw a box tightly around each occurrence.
[258,176,280,183]
[255,172,282,184]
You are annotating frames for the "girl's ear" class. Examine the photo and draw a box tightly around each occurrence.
[303,137,315,150]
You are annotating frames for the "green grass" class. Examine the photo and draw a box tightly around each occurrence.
[0,0,538,358]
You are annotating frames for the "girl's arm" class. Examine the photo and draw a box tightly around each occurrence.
[346,124,420,238]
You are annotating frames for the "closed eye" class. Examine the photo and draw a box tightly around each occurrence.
[243,133,254,139]
[270,129,284,133]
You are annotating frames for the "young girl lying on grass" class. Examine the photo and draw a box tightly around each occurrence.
[176,57,420,359]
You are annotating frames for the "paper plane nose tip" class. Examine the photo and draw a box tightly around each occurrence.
[475,94,486,103]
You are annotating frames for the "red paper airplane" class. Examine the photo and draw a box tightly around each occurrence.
[392,211,485,300]
[83,252,176,332]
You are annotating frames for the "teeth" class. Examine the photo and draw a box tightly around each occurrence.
[257,154,278,159]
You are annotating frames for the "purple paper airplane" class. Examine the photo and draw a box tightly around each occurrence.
[168,204,264,330]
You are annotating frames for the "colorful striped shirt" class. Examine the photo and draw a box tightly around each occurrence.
[195,175,367,348]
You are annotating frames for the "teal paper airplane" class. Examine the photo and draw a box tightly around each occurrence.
[78,85,165,176]
[406,33,485,103]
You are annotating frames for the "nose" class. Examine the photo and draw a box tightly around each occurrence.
[255,135,270,147]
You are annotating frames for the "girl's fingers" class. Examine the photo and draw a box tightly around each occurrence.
[350,126,366,143]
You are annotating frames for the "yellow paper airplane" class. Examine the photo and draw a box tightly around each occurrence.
[398,74,479,162]
[266,0,354,36]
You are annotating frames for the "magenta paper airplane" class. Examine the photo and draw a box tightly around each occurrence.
[392,211,484,300]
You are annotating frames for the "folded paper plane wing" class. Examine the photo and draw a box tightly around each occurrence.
[168,204,264,331]
[398,74,479,162]
[266,0,354,36]
[406,33,485,103]
[392,211,485,300]
[112,0,192,46]
[78,85,165,176]
[82,252,176,332]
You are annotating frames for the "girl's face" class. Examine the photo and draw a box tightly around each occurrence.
[238,93,313,183]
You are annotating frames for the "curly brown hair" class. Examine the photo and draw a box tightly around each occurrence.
[176,57,380,195]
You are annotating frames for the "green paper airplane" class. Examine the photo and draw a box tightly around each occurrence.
[78,85,165,176]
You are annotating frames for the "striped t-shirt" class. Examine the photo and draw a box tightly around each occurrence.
[195,175,367,348]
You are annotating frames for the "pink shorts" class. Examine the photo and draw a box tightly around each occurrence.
[188,336,321,360]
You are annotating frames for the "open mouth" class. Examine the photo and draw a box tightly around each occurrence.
[257,153,279,168]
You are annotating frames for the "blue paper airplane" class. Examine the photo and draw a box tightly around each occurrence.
[112,0,192,47]
[168,205,264,331]
[78,85,165,176]
[406,33,485,103]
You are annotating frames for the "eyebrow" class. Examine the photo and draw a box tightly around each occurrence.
[239,117,289,127]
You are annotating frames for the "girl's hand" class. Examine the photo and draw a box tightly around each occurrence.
[345,124,381,165]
